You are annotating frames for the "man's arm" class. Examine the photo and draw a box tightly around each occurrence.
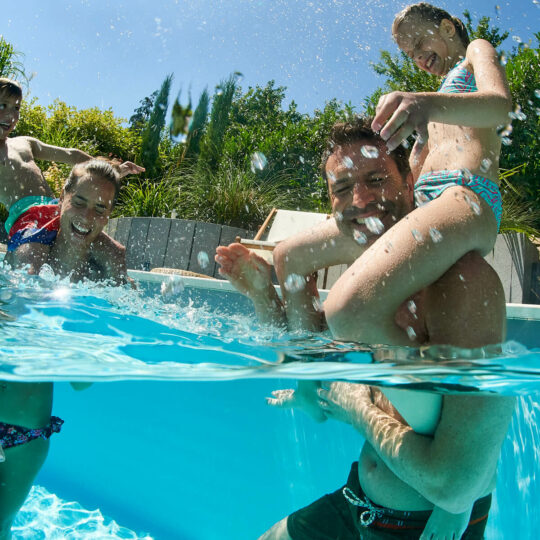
[28,137,92,165]
[273,217,366,332]
[320,384,515,513]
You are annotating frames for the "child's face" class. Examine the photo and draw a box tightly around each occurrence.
[394,17,457,76]
[0,93,20,140]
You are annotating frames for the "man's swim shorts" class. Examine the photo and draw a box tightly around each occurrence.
[287,462,491,539]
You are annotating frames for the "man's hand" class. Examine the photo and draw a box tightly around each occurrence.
[371,91,430,151]
[267,381,327,423]
[117,161,145,178]
[317,382,373,427]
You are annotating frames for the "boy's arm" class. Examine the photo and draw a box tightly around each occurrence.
[273,217,367,332]
[27,137,93,165]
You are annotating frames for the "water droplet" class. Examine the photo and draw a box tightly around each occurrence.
[411,229,424,242]
[39,264,56,282]
[500,53,507,65]
[284,273,306,293]
[480,158,492,173]
[406,326,417,341]
[0,289,13,302]
[501,137,512,146]
[250,151,267,173]
[342,156,354,169]
[353,230,367,244]
[334,211,343,222]
[414,191,429,207]
[360,145,379,159]
[401,139,410,149]
[365,217,385,235]
[462,168,473,180]
[407,300,417,314]
[459,274,466,282]
[464,194,482,215]
[312,297,323,312]
[299,156,305,164]
[327,171,337,183]
[161,275,185,298]
[512,35,522,43]
[197,251,209,268]
[534,89,540,99]
[429,227,443,243]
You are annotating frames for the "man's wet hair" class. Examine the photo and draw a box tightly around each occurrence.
[320,116,410,184]
[0,78,23,100]
[64,159,121,207]
[392,2,470,48]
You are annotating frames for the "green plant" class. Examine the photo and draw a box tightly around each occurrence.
[140,74,173,179]
[114,178,180,218]
[0,37,27,82]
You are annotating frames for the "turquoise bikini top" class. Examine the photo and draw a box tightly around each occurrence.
[438,59,477,93]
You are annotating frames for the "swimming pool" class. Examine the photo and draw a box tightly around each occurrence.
[1,267,539,539]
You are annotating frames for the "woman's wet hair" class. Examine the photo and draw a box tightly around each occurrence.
[320,116,410,184]
[392,2,470,48]
[64,159,121,207]
[0,78,23,100]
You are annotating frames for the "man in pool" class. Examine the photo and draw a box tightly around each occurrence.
[0,159,129,539]
[215,117,515,539]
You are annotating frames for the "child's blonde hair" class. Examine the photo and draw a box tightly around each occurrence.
[392,3,470,47]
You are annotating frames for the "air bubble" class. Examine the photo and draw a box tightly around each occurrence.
[197,251,209,268]
[353,230,367,244]
[250,151,267,173]
[360,145,379,159]
[284,273,306,293]
[365,217,385,235]
[429,227,443,243]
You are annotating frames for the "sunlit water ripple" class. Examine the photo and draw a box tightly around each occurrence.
[0,267,538,393]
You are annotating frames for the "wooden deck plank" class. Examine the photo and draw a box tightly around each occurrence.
[144,218,172,270]
[126,218,151,270]
[163,219,197,270]
[189,222,222,276]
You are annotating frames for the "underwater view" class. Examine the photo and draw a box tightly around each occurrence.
[1,0,539,539]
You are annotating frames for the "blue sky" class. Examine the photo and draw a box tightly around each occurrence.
[3,0,538,122]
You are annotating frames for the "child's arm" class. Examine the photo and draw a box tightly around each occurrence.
[420,505,472,540]
[372,39,512,151]
[27,137,93,165]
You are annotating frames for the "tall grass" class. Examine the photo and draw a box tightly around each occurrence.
[114,179,179,218]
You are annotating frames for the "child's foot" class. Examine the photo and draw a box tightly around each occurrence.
[215,243,273,300]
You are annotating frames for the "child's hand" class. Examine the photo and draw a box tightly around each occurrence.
[420,505,472,540]
[371,91,430,152]
[117,161,145,178]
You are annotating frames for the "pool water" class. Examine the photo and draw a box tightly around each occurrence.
[0,268,539,539]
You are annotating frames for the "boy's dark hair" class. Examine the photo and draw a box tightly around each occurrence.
[0,78,23,100]
[64,159,121,207]
[320,116,410,185]
[392,2,470,48]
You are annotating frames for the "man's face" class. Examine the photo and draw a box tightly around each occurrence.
[326,140,414,245]
[60,173,115,248]
[0,93,20,140]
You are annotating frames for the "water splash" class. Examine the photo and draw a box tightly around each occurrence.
[284,273,306,293]
[250,152,268,173]
[360,145,379,159]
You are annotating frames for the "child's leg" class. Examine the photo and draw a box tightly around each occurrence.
[0,439,50,538]
[325,185,498,345]
[7,244,51,274]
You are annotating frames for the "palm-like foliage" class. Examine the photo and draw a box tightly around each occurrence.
[0,37,26,82]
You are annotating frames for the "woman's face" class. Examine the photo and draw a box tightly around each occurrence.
[59,173,115,249]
